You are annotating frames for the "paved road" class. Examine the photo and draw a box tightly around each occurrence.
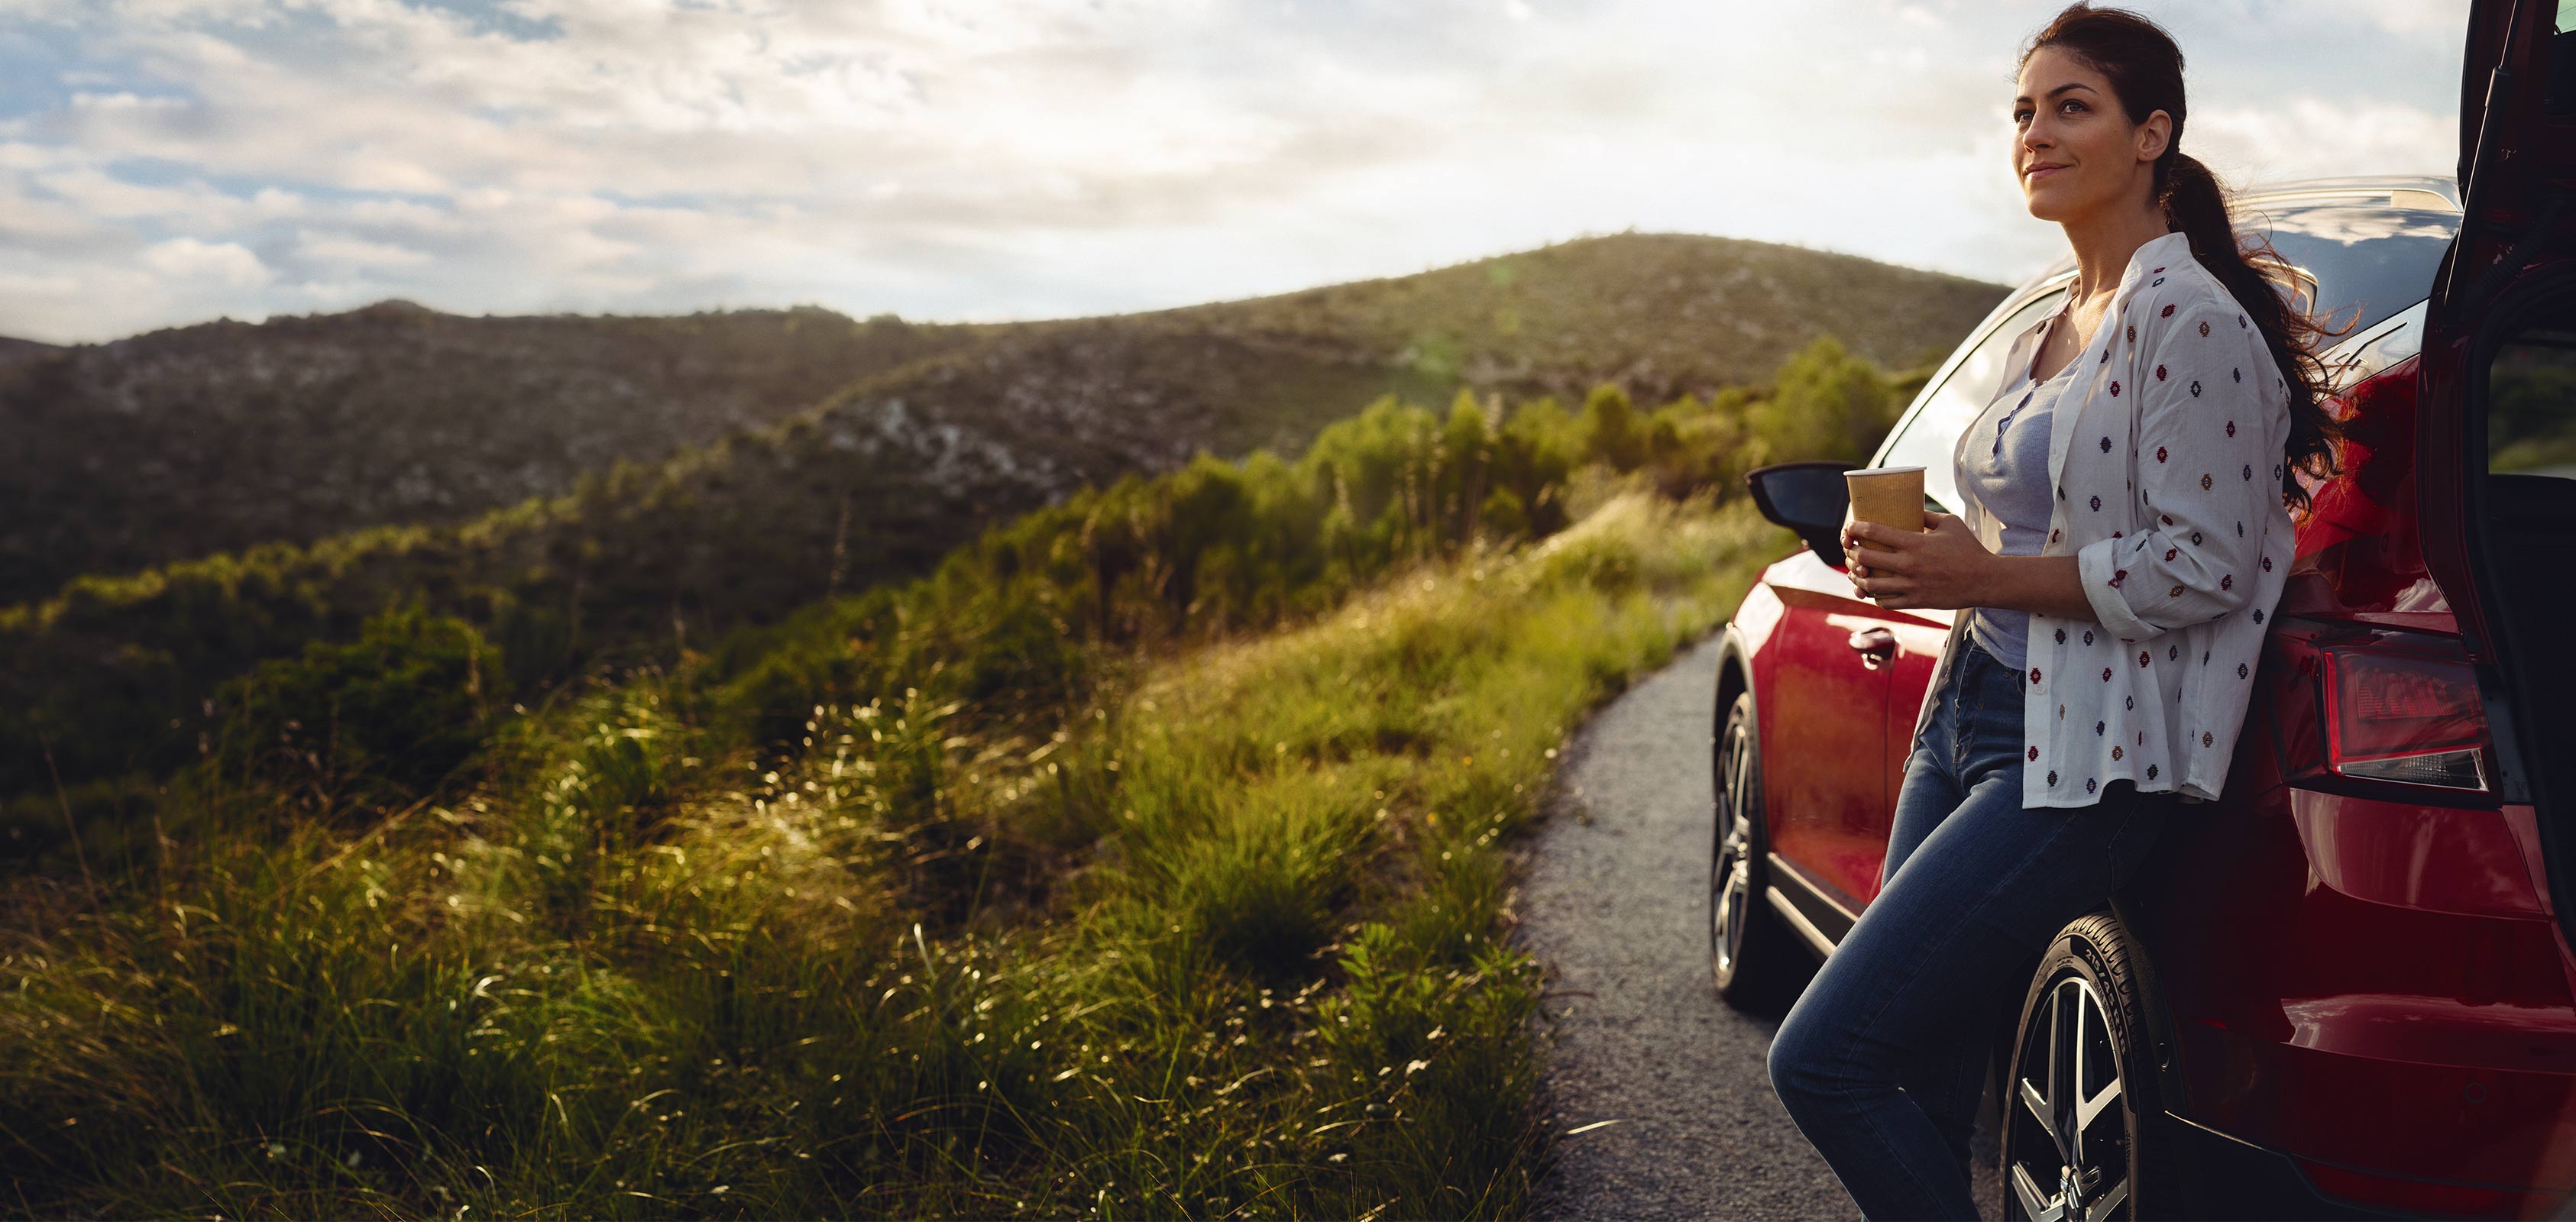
[1515,634,2002,1220]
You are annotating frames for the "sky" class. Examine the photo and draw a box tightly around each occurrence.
[0,0,2471,344]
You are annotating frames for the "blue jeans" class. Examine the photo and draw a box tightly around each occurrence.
[1765,635,2170,1220]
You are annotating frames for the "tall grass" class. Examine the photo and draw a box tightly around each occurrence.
[1,490,1785,1219]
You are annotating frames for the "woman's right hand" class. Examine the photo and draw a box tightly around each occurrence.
[1840,523,1873,584]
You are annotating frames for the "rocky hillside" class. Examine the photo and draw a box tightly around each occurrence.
[0,336,56,368]
[0,302,987,604]
[1151,230,2002,403]
[0,233,2004,608]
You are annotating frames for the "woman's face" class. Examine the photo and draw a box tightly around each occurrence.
[2012,45,2168,225]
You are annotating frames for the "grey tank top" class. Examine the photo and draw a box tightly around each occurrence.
[1960,351,2075,671]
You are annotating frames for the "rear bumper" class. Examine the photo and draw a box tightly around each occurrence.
[2165,1111,2573,1220]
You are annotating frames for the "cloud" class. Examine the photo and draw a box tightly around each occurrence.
[2191,96,2456,189]
[34,164,292,221]
[295,229,430,266]
[2335,0,2466,34]
[0,0,2474,342]
[140,235,270,286]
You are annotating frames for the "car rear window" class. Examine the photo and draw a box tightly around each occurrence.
[2238,201,2461,339]
[2020,202,2460,340]
[1874,199,2461,505]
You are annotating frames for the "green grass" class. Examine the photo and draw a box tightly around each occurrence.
[0,489,1785,1220]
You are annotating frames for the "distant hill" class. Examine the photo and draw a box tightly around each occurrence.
[0,336,57,367]
[0,232,2005,608]
[0,302,987,604]
[1150,230,2002,402]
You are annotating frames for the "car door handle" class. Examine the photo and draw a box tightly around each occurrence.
[1848,627,1896,669]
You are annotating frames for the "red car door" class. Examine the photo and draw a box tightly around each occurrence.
[1756,550,1896,914]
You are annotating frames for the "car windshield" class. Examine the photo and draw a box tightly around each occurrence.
[1879,293,2066,514]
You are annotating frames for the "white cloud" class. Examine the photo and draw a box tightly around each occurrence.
[345,197,455,228]
[0,143,69,170]
[37,166,217,218]
[296,230,431,267]
[0,0,2474,342]
[2192,96,2456,189]
[2334,0,2467,34]
[66,90,192,115]
[0,179,109,244]
[141,237,271,286]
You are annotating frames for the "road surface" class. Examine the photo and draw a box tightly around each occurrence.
[1515,634,2002,1220]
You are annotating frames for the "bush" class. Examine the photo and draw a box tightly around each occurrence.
[1747,334,1899,464]
[208,603,498,817]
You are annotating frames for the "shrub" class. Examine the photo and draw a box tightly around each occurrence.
[207,603,497,817]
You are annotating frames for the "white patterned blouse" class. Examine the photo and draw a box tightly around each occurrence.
[1905,228,2296,810]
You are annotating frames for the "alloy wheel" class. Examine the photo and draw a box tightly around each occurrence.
[1709,715,1755,981]
[2006,974,2133,1221]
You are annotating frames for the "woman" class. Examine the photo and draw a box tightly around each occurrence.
[1762,5,2344,1218]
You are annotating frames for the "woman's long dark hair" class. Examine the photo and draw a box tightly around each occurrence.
[2021,3,2349,512]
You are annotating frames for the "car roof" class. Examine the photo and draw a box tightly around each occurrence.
[2023,173,2461,283]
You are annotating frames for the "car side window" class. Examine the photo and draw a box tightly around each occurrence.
[1875,289,2067,514]
[2487,315,2576,482]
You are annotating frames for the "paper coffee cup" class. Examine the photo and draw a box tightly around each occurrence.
[1844,466,1925,552]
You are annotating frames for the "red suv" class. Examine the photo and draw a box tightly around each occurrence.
[1714,5,2576,1217]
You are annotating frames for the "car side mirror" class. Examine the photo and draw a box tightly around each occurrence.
[1746,461,1850,568]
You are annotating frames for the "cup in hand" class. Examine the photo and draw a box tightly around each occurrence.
[1843,466,1925,553]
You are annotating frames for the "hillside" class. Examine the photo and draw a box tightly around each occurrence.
[0,355,1837,1217]
[0,302,987,603]
[0,232,2005,607]
[1150,230,2004,402]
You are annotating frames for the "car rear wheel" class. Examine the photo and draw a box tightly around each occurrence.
[1710,688,1804,1009]
[2001,910,2168,1221]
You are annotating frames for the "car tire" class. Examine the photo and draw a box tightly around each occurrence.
[1999,910,2173,1221]
[1709,687,1805,1010]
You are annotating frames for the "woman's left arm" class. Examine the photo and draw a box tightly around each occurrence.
[2068,297,2283,642]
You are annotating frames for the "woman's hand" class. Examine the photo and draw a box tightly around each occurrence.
[1840,513,1998,610]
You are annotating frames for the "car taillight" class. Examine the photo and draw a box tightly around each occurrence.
[2322,641,2490,790]
[2266,623,2506,805]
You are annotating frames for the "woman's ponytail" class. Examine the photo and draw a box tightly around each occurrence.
[2027,5,2354,512]
[2158,154,2232,263]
